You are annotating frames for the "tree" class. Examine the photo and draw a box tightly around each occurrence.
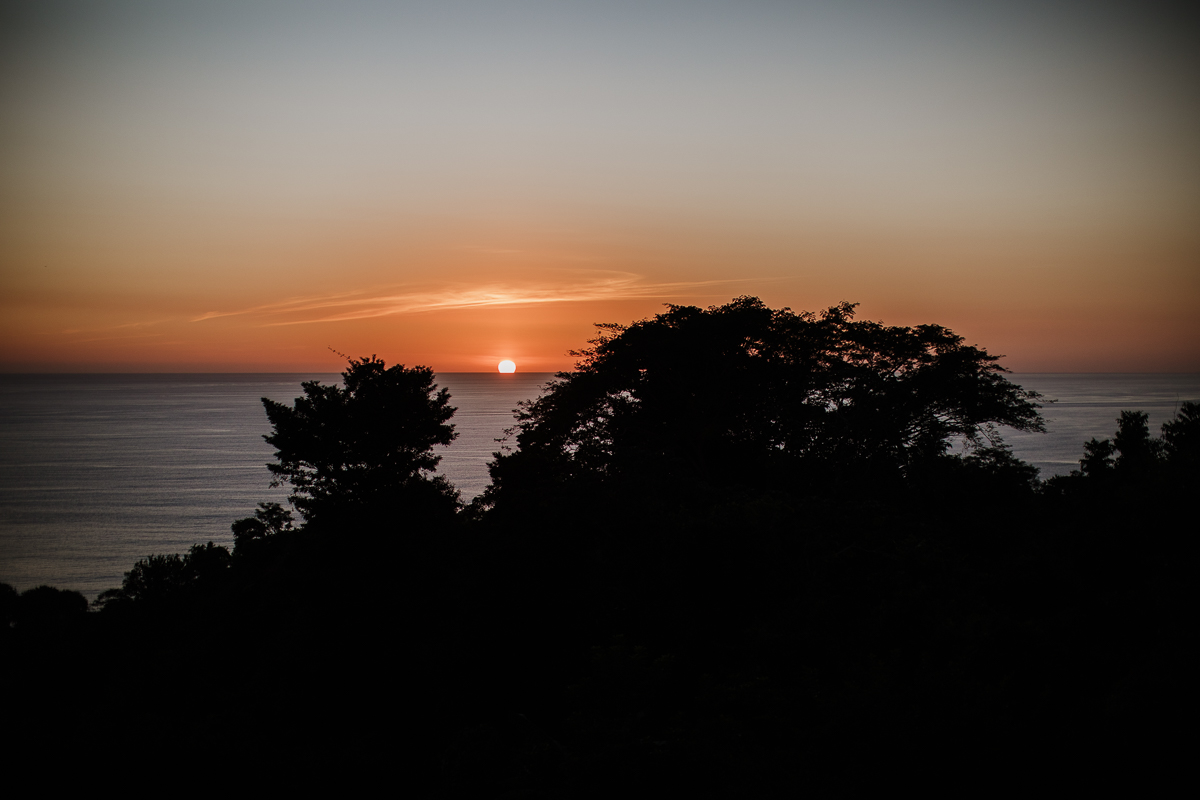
[483,297,1044,512]
[1160,401,1200,472]
[262,356,460,528]
[15,585,88,628]
[231,501,294,551]
[93,542,231,612]
[1064,401,1199,484]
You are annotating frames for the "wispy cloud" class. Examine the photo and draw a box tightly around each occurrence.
[193,270,759,327]
[190,289,368,322]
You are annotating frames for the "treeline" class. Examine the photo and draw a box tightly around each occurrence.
[3,298,1193,793]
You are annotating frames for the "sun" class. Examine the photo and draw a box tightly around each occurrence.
[497,360,516,373]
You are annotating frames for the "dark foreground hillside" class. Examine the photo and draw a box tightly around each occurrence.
[3,300,1192,794]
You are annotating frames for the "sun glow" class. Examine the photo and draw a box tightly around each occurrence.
[498,360,516,373]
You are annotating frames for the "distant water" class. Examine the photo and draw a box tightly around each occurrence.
[1,372,1196,599]
[1000,374,1200,477]
[0,373,553,599]
[433,373,556,500]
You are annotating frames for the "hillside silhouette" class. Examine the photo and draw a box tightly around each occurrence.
[3,298,1192,793]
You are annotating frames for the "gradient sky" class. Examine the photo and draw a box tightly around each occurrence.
[2,0,1197,372]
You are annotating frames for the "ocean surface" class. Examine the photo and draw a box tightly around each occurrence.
[1,372,1197,600]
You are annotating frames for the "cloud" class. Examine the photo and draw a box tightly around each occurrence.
[193,270,759,326]
[190,289,368,322]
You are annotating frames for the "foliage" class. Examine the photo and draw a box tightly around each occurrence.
[1078,435,1117,478]
[231,501,294,551]
[262,356,460,526]
[13,584,88,628]
[952,441,1043,495]
[93,542,230,611]
[1059,400,1200,487]
[1161,400,1200,471]
[16,329,1196,790]
[483,297,1044,510]
[0,582,16,628]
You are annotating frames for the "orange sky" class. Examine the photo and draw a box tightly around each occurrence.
[3,1,1198,372]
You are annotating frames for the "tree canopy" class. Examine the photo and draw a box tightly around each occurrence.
[262,356,459,528]
[483,297,1044,511]
[1061,401,1200,486]
[20,308,1195,793]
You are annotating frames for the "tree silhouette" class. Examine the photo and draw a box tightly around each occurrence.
[1060,400,1200,487]
[262,356,460,529]
[231,501,294,551]
[1162,401,1200,472]
[93,542,231,612]
[12,324,1191,793]
[483,297,1043,513]
[13,585,87,628]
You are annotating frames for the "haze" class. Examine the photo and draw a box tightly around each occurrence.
[2,0,1197,372]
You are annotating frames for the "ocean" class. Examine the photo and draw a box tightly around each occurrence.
[1,372,1197,600]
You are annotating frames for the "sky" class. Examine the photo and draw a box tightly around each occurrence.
[2,0,1197,372]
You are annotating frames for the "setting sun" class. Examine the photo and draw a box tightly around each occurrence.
[498,360,516,373]
[0,1,1196,377]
